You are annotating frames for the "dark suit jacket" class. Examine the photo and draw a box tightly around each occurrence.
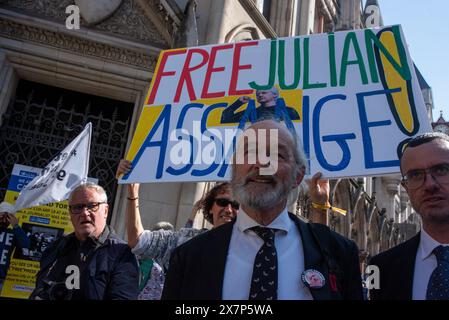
[220,99,300,124]
[162,213,363,300]
[369,233,420,300]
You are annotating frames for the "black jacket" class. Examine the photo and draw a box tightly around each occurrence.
[369,233,420,300]
[30,226,139,300]
[162,213,363,300]
[220,98,300,124]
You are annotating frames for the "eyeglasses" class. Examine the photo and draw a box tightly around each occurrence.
[69,202,106,214]
[402,163,449,190]
[214,198,239,210]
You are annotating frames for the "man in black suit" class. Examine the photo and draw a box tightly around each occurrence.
[220,87,300,124]
[162,119,363,300]
[370,132,449,300]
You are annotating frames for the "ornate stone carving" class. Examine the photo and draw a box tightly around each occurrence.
[147,0,179,38]
[75,0,122,25]
[1,0,170,46]
[94,0,168,46]
[0,18,158,70]
[1,0,72,21]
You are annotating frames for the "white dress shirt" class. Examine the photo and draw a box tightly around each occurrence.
[222,208,313,300]
[412,229,449,300]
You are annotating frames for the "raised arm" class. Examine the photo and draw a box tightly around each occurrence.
[185,198,203,228]
[116,160,203,270]
[116,160,144,248]
[307,172,329,225]
[220,96,249,124]
[8,214,30,249]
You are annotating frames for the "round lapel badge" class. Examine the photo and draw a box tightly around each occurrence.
[301,269,325,289]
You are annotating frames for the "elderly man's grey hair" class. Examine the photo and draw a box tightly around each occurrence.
[68,183,108,203]
[277,122,308,207]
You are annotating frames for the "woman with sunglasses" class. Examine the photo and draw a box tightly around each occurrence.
[116,160,239,273]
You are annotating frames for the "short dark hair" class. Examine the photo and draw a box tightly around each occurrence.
[400,132,449,174]
[201,182,232,224]
[400,132,449,160]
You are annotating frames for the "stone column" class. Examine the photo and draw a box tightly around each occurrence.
[382,174,401,222]
[297,0,316,35]
[336,0,359,30]
[0,50,18,126]
[400,188,410,221]
[268,0,298,37]
[205,0,226,44]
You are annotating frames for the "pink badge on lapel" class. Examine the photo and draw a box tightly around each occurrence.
[301,269,325,289]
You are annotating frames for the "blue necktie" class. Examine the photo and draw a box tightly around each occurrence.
[426,245,449,300]
[249,226,277,300]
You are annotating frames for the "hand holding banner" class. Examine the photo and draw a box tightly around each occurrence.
[13,123,92,212]
[121,25,432,183]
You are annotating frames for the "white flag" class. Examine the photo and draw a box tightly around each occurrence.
[14,123,92,212]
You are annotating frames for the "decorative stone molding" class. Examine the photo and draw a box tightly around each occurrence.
[0,18,158,70]
[238,0,277,38]
[152,0,182,30]
[95,0,168,46]
[138,0,181,46]
[316,0,339,31]
[225,23,260,42]
[75,0,123,25]
[1,0,71,22]
[1,0,170,46]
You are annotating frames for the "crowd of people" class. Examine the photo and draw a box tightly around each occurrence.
[1,117,449,300]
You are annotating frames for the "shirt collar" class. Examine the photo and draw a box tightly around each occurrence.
[236,207,291,234]
[91,225,110,245]
[419,228,448,260]
[69,225,110,247]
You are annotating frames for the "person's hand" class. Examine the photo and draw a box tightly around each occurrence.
[116,159,140,197]
[6,213,19,226]
[239,96,250,104]
[190,199,203,220]
[307,172,330,205]
[116,159,132,178]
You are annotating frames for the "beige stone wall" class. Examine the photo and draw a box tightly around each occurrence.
[196,0,271,45]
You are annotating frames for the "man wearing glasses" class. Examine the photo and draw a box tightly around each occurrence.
[30,183,139,300]
[370,132,449,300]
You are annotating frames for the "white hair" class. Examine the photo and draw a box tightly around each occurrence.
[68,183,108,203]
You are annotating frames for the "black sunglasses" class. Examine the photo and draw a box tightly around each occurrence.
[214,198,239,210]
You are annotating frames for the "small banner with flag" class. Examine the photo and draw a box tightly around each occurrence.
[13,123,92,212]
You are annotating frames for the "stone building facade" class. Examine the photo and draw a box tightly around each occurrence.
[0,0,432,261]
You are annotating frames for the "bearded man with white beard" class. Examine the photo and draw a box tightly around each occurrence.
[162,119,363,300]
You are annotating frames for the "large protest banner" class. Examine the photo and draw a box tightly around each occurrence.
[120,25,432,183]
[0,164,97,299]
